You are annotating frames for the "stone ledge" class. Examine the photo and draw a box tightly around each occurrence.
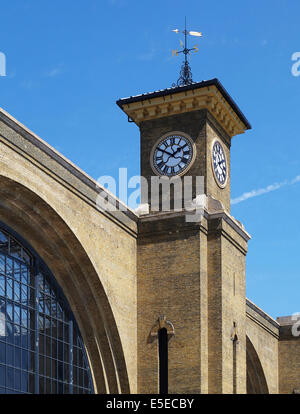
[277,316,300,341]
[246,298,280,339]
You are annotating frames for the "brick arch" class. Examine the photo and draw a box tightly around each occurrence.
[0,174,130,393]
[246,336,269,394]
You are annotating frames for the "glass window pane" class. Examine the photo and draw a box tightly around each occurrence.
[20,285,28,305]
[14,348,21,370]
[57,303,63,321]
[45,358,51,378]
[44,316,51,337]
[73,366,78,385]
[57,321,63,340]
[21,309,28,328]
[14,262,21,281]
[39,376,45,394]
[6,322,14,343]
[38,297,44,314]
[9,239,23,261]
[44,298,51,316]
[78,350,84,368]
[51,339,57,359]
[14,369,21,391]
[57,381,63,394]
[0,232,8,255]
[6,259,13,278]
[52,380,57,394]
[0,276,5,297]
[38,314,44,331]
[14,282,20,301]
[64,363,69,382]
[46,377,51,393]
[21,371,28,393]
[73,347,78,367]
[6,280,13,300]
[28,373,34,393]
[7,367,14,389]
[14,305,21,325]
[38,275,44,294]
[0,364,5,387]
[0,310,5,338]
[0,342,5,364]
[39,334,45,355]
[21,350,29,371]
[14,334,21,348]
[64,324,69,343]
[45,336,51,357]
[0,256,5,275]
[39,355,44,376]
[83,371,89,388]
[29,352,34,373]
[79,368,84,387]
[57,360,64,382]
[22,250,31,266]
[51,300,57,319]
[58,341,63,362]
[6,344,14,366]
[21,266,29,285]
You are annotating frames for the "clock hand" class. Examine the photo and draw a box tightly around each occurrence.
[172,146,185,157]
[160,147,180,163]
[219,164,226,175]
[217,160,225,171]
[160,148,174,156]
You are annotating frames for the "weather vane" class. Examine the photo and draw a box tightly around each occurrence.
[171,17,202,87]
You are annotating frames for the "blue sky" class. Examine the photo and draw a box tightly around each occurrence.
[0,0,299,319]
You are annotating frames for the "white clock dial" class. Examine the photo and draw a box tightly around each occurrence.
[212,140,227,187]
[151,133,195,177]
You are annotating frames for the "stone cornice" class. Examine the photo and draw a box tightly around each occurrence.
[136,198,250,249]
[207,210,251,243]
[246,312,279,340]
[246,298,280,339]
[118,84,249,138]
[137,210,208,239]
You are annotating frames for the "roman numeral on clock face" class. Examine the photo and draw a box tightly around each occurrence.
[157,161,164,169]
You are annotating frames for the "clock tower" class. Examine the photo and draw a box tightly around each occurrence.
[117,79,251,394]
[117,78,251,213]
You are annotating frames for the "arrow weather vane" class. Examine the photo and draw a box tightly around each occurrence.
[172,17,202,87]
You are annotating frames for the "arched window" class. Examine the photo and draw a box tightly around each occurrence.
[0,223,94,394]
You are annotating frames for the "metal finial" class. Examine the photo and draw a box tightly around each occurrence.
[171,17,202,87]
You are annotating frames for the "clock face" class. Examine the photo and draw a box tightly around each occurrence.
[212,140,227,187]
[151,133,195,177]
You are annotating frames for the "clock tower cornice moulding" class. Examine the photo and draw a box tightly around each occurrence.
[117,78,251,138]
